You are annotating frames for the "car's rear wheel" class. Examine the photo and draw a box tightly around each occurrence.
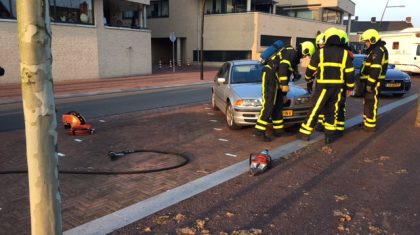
[226,102,241,130]
[211,92,219,111]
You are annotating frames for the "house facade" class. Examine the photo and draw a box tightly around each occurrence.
[0,0,151,84]
[147,0,355,66]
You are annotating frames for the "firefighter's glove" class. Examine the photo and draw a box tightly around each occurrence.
[281,85,289,93]
[292,71,301,82]
[366,84,373,93]
[306,81,313,94]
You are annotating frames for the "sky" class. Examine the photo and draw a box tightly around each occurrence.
[350,0,420,27]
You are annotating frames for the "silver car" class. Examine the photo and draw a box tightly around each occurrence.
[211,60,312,130]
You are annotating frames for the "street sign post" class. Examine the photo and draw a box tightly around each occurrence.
[169,32,176,72]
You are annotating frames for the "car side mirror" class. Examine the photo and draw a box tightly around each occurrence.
[217,77,226,84]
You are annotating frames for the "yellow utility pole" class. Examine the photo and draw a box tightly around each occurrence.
[416,90,420,127]
[16,0,62,234]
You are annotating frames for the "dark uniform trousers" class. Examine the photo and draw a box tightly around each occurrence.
[255,67,284,132]
[317,85,346,132]
[360,41,388,129]
[361,80,381,128]
[300,85,343,136]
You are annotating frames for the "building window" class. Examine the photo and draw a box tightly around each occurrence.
[147,0,168,18]
[276,5,320,21]
[104,0,147,29]
[392,42,399,50]
[260,35,291,47]
[193,50,251,62]
[417,45,420,56]
[0,0,16,19]
[50,0,94,25]
[322,8,342,24]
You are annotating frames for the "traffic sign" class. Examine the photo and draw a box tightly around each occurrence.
[169,32,176,42]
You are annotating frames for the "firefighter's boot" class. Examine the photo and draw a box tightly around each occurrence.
[253,129,272,142]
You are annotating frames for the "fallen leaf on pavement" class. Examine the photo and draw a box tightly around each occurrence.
[379,156,390,161]
[321,146,334,155]
[143,226,152,233]
[196,169,210,174]
[334,195,348,202]
[226,212,235,218]
[196,219,206,230]
[176,227,196,235]
[174,213,186,223]
[395,169,408,174]
[368,225,382,234]
[363,158,373,163]
[232,228,262,235]
[155,215,170,225]
[201,229,210,235]
[337,224,345,232]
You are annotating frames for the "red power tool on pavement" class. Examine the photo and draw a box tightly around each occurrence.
[249,149,272,176]
[62,111,95,135]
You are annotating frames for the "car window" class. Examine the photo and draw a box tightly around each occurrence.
[353,56,365,69]
[230,64,262,84]
[216,63,230,79]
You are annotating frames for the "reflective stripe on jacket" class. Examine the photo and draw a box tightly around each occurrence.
[277,46,297,87]
[305,45,355,89]
[360,41,389,85]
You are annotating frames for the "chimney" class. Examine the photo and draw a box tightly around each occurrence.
[371,17,376,23]
[406,17,412,23]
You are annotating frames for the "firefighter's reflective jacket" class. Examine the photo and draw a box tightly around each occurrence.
[304,45,355,89]
[360,40,389,86]
[277,46,298,87]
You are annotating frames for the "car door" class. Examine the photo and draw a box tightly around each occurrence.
[213,62,230,111]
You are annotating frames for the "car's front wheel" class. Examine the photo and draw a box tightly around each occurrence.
[226,102,241,130]
[211,91,219,111]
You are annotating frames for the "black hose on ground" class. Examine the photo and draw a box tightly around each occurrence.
[0,149,190,175]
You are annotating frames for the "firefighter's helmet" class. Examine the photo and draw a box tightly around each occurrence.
[337,29,349,45]
[315,33,325,47]
[301,41,315,57]
[361,29,380,44]
[323,27,341,45]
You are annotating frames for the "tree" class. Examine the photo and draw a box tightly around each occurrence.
[16,0,62,234]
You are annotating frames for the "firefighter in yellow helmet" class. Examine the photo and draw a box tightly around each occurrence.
[254,41,315,141]
[315,33,326,49]
[360,29,389,131]
[298,27,355,144]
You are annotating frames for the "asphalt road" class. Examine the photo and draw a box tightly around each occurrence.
[0,84,211,132]
[1,78,418,132]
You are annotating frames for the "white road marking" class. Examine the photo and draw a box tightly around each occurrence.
[74,139,82,142]
[214,128,222,131]
[207,113,214,115]
[210,119,218,122]
[225,153,237,157]
[99,120,106,123]
[218,138,229,142]
[57,153,66,157]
